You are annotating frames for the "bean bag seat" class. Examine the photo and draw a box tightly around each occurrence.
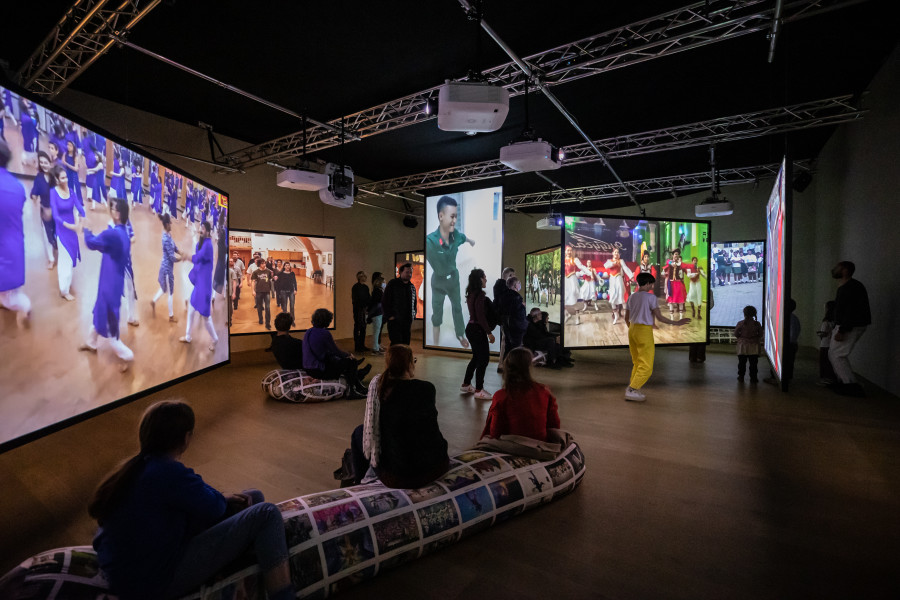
[1,441,585,600]
[262,369,348,403]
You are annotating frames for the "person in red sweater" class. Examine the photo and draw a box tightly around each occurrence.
[481,347,561,442]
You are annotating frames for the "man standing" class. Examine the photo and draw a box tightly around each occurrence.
[0,140,32,326]
[231,251,244,308]
[493,267,516,368]
[828,260,871,397]
[499,276,528,352]
[425,196,475,348]
[352,270,371,352]
[252,258,274,330]
[383,262,416,345]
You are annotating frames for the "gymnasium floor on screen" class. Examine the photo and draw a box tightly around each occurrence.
[2,334,899,599]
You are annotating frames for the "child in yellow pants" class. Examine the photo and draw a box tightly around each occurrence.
[624,272,690,402]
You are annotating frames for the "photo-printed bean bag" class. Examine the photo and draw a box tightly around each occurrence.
[0,442,585,600]
[261,369,348,403]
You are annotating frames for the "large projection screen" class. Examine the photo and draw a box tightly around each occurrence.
[1,82,229,452]
[424,187,503,352]
[394,250,424,320]
[525,245,561,316]
[229,230,335,334]
[710,240,765,327]
[764,159,789,384]
[562,214,710,349]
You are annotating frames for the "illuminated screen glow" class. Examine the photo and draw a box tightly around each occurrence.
[424,187,503,351]
[0,83,228,451]
[228,230,335,333]
[562,215,710,348]
[395,251,424,320]
[764,159,787,379]
[525,246,561,315]
[709,240,765,327]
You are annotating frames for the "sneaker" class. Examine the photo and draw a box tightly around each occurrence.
[460,384,476,394]
[624,387,646,402]
[474,389,493,400]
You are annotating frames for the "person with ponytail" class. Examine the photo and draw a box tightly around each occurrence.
[90,401,293,600]
[460,268,496,400]
[348,345,450,488]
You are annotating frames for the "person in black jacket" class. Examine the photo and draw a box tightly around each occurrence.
[368,271,385,354]
[828,260,871,396]
[271,312,302,370]
[493,267,516,369]
[351,271,371,352]
[461,268,496,399]
[498,276,528,350]
[382,263,416,345]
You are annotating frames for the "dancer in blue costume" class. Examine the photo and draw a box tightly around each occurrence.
[180,221,218,351]
[49,165,82,301]
[212,212,227,304]
[0,140,32,325]
[85,147,107,210]
[62,139,86,217]
[109,147,127,202]
[19,101,39,169]
[78,196,135,372]
[131,161,144,205]
[150,165,162,214]
[182,182,194,225]
[151,213,181,322]
[30,151,58,269]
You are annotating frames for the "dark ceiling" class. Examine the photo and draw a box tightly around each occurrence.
[1,0,896,211]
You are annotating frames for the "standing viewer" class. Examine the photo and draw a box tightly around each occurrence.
[368,271,385,354]
[460,268,496,400]
[828,261,871,397]
[180,221,219,351]
[0,140,31,326]
[78,197,135,371]
[624,272,690,402]
[734,305,763,382]
[352,270,371,353]
[383,262,416,345]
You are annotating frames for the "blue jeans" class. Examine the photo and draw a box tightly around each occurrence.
[277,290,295,318]
[165,492,288,598]
[370,315,383,351]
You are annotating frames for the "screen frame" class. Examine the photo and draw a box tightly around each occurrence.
[559,211,711,350]
[0,79,231,455]
[228,228,337,336]
[708,238,766,328]
[422,186,504,354]
[394,250,424,321]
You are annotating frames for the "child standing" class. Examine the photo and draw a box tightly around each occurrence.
[624,272,690,402]
[816,300,837,385]
[735,305,763,382]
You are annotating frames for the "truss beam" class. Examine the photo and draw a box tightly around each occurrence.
[16,0,161,98]
[223,0,863,169]
[358,96,860,194]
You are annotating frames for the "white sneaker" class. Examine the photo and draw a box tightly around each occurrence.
[474,389,493,400]
[460,384,476,394]
[624,387,646,402]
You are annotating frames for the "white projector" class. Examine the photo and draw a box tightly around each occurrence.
[318,163,355,209]
[437,81,509,133]
[536,213,563,230]
[276,168,328,191]
[500,139,562,172]
[695,199,734,217]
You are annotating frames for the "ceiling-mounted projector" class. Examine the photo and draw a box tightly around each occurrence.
[536,212,563,230]
[695,197,734,217]
[500,139,561,173]
[437,80,509,133]
[318,163,355,208]
[276,168,328,191]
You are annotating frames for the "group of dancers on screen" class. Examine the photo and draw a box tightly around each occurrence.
[1,89,230,371]
[562,245,707,326]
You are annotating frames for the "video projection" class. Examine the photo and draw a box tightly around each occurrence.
[0,83,229,452]
[562,215,710,349]
[394,251,424,320]
[764,159,789,382]
[229,230,335,334]
[525,246,560,313]
[710,240,765,327]
[424,186,503,351]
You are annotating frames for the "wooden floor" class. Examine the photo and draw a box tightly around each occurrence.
[2,337,899,599]
[230,275,335,334]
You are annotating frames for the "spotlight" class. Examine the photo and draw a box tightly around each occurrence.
[424,98,436,116]
[558,148,566,161]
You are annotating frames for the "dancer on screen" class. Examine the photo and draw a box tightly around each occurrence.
[49,164,82,301]
[62,139,86,217]
[605,248,633,324]
[0,140,32,326]
[180,221,219,351]
[151,213,181,322]
[425,195,475,348]
[30,150,58,269]
[578,259,600,310]
[665,248,688,320]
[563,245,587,324]
[686,256,706,319]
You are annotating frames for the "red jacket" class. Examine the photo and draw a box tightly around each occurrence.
[482,382,561,442]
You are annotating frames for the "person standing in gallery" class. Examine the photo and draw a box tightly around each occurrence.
[78,196,135,372]
[493,267,516,369]
[180,221,219,351]
[383,262,416,345]
[828,261,871,397]
[425,196,475,348]
[352,270,371,353]
[498,276,528,352]
[0,140,31,326]
[368,271,386,354]
[460,268,496,400]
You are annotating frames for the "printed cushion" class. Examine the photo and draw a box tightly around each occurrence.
[261,369,347,403]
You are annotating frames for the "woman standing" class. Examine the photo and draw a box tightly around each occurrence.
[109,146,127,203]
[151,213,181,322]
[686,256,706,318]
[49,165,81,301]
[180,221,218,351]
[62,139,85,217]
[212,212,227,307]
[460,268,496,400]
[368,271,385,354]
[276,262,298,318]
[604,248,634,324]
[30,151,57,269]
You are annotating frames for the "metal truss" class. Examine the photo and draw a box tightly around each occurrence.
[504,160,813,209]
[223,0,864,169]
[16,0,161,98]
[357,95,860,194]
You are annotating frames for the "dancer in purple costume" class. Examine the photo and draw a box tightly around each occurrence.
[0,140,32,325]
[62,140,85,217]
[180,221,219,351]
[49,164,82,301]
